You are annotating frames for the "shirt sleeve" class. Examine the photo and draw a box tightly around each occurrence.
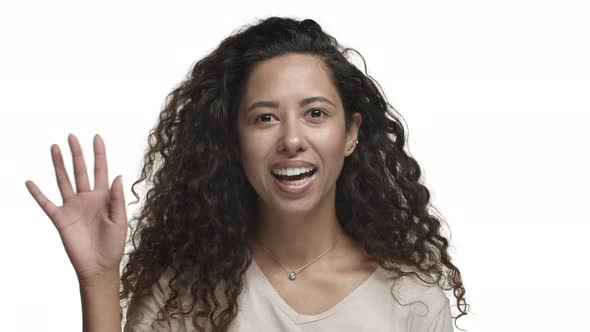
[425,299,454,332]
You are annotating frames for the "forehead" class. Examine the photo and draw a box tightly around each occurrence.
[240,53,340,108]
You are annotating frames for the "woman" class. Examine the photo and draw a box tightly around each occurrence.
[25,17,468,331]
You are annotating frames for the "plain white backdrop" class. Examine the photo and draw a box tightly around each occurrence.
[2,0,589,331]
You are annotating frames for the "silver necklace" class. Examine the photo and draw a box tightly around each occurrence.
[255,232,341,281]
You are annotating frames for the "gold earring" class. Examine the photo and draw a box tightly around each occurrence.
[347,139,359,151]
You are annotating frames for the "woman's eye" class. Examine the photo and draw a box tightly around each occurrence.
[255,114,277,123]
[307,108,327,119]
[255,109,326,123]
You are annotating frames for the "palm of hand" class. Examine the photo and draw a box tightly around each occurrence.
[25,134,128,283]
[58,190,127,281]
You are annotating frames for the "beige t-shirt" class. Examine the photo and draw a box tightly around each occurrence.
[124,259,454,331]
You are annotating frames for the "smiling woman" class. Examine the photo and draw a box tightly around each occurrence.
[26,16,469,332]
[237,53,362,219]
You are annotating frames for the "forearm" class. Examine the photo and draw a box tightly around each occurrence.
[79,271,122,332]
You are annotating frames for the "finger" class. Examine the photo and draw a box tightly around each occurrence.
[25,180,60,223]
[109,175,128,226]
[93,134,109,191]
[50,144,75,201]
[68,134,91,193]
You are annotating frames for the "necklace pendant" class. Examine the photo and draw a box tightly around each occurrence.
[288,272,297,280]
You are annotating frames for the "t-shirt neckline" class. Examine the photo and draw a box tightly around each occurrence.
[250,257,381,324]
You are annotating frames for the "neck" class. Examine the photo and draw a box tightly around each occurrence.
[250,199,344,270]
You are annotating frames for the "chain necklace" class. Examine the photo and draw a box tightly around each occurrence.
[254,232,341,281]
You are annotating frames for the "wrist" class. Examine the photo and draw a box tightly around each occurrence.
[79,269,120,291]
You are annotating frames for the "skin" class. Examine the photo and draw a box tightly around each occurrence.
[25,134,127,331]
[237,53,375,283]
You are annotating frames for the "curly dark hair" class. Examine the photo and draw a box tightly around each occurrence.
[119,16,469,331]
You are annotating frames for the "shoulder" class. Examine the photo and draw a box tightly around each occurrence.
[124,267,192,332]
[124,266,230,331]
[378,264,453,331]
[385,265,448,311]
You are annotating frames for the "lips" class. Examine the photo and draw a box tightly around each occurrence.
[268,160,318,195]
[273,171,317,194]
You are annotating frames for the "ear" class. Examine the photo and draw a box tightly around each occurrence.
[344,112,362,157]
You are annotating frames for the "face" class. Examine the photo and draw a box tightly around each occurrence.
[237,53,361,214]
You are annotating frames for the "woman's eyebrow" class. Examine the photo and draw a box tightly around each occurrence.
[246,96,336,113]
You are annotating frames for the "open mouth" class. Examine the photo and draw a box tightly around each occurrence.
[271,167,317,183]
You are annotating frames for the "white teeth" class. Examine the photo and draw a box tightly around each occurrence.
[272,167,314,176]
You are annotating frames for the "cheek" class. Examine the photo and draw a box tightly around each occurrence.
[317,128,346,156]
[313,131,346,178]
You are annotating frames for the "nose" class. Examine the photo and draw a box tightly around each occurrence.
[277,113,306,155]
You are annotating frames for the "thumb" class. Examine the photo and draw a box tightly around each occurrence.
[109,175,128,225]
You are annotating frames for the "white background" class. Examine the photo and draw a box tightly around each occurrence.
[2,1,589,331]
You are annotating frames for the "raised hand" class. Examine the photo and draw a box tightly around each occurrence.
[25,134,128,284]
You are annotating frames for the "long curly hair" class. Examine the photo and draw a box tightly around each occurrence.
[119,16,469,331]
